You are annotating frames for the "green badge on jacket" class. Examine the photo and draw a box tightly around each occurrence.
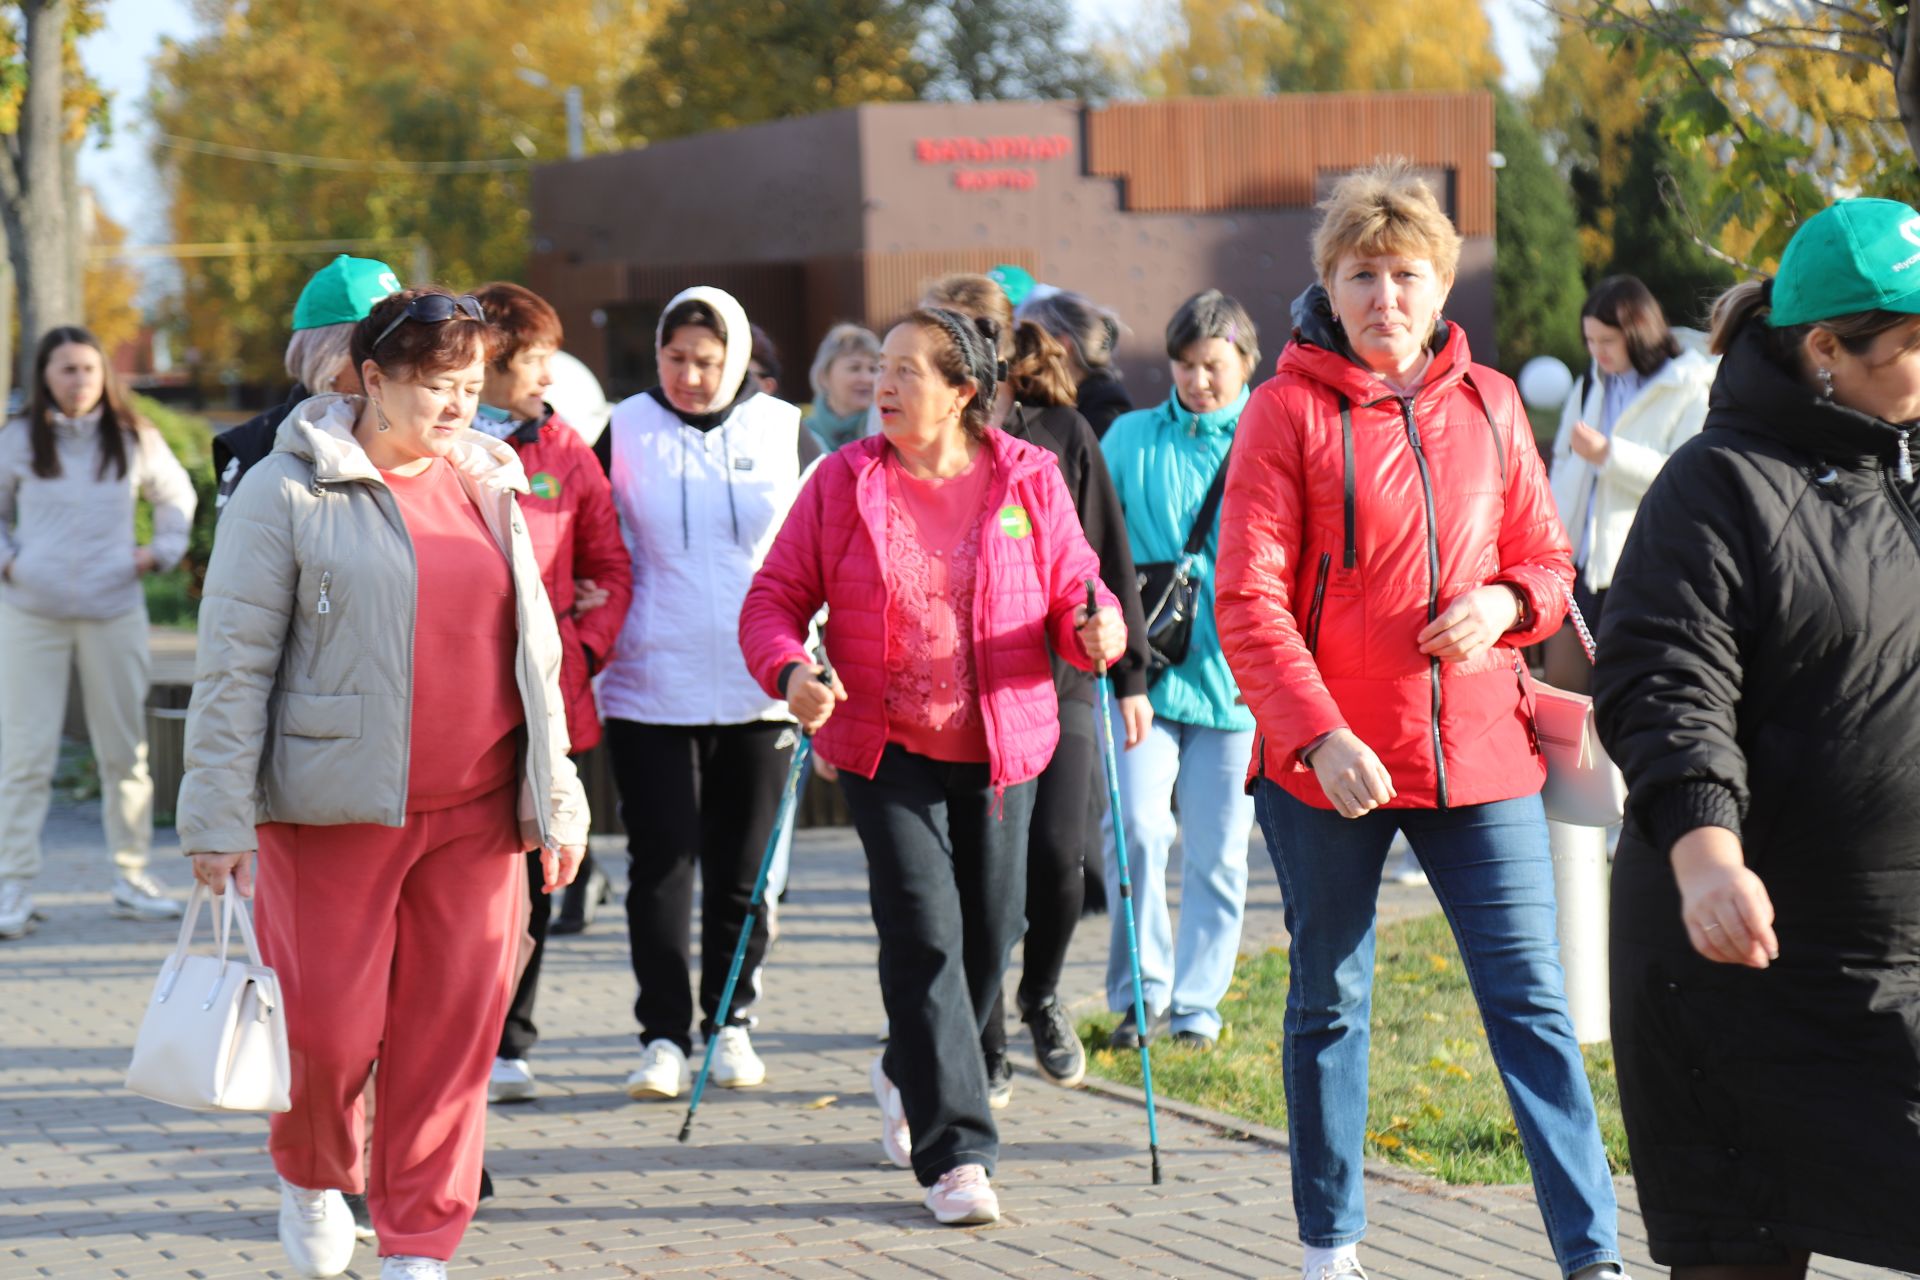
[529,471,561,501]
[998,504,1031,539]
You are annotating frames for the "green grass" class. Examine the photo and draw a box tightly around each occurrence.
[1081,912,1629,1186]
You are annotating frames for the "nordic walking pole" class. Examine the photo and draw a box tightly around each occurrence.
[679,666,829,1143]
[1087,579,1163,1184]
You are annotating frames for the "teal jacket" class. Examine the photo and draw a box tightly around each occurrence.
[1100,387,1253,732]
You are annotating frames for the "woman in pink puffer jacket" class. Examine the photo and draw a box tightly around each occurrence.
[740,308,1124,1228]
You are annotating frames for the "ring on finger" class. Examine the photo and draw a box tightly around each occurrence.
[1704,922,1724,932]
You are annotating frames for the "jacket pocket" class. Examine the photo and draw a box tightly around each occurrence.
[1304,552,1332,654]
[277,691,362,739]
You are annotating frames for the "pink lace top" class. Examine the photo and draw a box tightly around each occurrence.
[882,448,995,763]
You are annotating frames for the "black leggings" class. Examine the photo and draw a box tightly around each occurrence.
[981,696,1096,1059]
[606,719,791,1055]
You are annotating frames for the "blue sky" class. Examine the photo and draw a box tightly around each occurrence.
[83,0,1549,249]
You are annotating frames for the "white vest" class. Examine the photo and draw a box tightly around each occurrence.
[600,391,815,725]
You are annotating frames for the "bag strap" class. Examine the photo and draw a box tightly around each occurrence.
[1337,395,1357,568]
[1568,597,1599,666]
[1181,440,1234,558]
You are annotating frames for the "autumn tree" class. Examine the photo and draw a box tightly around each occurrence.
[150,0,651,384]
[1493,90,1586,378]
[81,195,139,360]
[922,0,1109,101]
[622,0,925,144]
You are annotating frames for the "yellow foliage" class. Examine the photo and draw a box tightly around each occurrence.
[83,199,139,358]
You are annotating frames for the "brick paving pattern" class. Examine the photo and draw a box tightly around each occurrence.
[0,802,1891,1278]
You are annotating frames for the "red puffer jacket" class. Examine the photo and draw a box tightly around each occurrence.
[507,408,632,754]
[1215,304,1572,810]
[739,430,1119,793]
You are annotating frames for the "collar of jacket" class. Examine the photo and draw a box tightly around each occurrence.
[1278,282,1473,410]
[1707,322,1914,467]
[509,402,556,447]
[1149,384,1251,436]
[645,379,760,432]
[50,407,103,438]
[274,393,532,495]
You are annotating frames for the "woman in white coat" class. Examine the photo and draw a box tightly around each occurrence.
[1546,276,1716,690]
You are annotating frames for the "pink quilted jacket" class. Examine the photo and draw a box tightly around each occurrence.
[740,430,1120,791]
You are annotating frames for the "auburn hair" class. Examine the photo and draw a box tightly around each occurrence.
[919,272,1077,408]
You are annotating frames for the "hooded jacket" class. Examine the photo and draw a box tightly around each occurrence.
[1548,347,1717,590]
[1215,286,1573,809]
[0,410,197,621]
[738,430,1120,793]
[175,395,589,855]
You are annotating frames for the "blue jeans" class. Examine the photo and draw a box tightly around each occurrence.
[1103,713,1255,1038]
[1254,781,1620,1276]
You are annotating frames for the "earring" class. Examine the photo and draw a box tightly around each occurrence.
[1817,367,1835,401]
[373,398,392,432]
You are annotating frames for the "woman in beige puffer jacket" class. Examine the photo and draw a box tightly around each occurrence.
[175,288,587,1280]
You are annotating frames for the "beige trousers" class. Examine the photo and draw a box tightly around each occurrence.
[0,599,153,881]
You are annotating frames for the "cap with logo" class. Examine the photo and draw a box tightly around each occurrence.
[292,255,404,331]
[988,263,1038,308]
[1770,198,1920,328]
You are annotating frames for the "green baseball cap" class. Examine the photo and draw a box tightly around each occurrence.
[988,263,1038,307]
[292,254,403,331]
[1770,198,1920,327]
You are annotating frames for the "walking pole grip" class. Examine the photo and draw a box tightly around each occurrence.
[1085,579,1106,677]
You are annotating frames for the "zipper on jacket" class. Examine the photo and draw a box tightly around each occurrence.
[1401,399,1450,809]
[305,571,333,680]
[1898,428,1914,483]
[1305,551,1332,654]
[1881,463,1920,557]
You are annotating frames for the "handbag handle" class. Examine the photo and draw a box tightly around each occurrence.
[155,883,263,1003]
[1567,598,1599,666]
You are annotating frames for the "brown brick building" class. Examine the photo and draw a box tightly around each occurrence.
[529,93,1496,404]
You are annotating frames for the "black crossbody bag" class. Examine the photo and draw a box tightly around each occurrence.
[1134,445,1232,685]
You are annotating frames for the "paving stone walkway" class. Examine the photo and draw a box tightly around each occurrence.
[0,802,1888,1279]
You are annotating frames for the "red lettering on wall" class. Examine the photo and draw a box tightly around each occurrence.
[951,168,1038,192]
[913,134,1074,166]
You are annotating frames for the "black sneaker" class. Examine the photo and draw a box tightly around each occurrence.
[1107,1006,1168,1052]
[1023,996,1087,1088]
[1170,1028,1217,1052]
[343,1191,375,1242]
[985,1052,1013,1110]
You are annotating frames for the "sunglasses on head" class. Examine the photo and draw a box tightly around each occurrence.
[370,293,486,352]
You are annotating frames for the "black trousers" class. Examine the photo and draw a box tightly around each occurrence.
[981,696,1095,1060]
[496,849,554,1060]
[841,744,1036,1186]
[607,719,791,1056]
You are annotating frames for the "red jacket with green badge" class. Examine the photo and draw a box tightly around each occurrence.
[1215,293,1573,810]
[507,406,631,754]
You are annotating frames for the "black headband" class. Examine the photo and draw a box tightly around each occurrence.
[922,307,998,407]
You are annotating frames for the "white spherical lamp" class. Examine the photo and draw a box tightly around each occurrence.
[1517,356,1575,411]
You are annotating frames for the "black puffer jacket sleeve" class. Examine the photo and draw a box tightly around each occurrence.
[1592,439,1758,855]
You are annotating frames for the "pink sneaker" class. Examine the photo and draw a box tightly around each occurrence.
[925,1163,1000,1225]
[869,1055,912,1169]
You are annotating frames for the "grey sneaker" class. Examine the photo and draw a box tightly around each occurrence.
[0,880,34,939]
[111,871,183,921]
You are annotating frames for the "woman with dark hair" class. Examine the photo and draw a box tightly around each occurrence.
[597,286,823,1102]
[176,285,588,1280]
[0,326,197,938]
[1596,198,1920,1278]
[1018,289,1132,436]
[740,307,1125,1225]
[1545,275,1715,690]
[919,272,1151,1103]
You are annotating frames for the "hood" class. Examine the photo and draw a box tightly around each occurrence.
[273,393,531,494]
[1706,323,1913,468]
[840,424,1062,485]
[1276,283,1473,407]
[657,285,753,414]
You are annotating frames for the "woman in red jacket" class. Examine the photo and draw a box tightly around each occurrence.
[740,308,1125,1228]
[1214,162,1625,1280]
[471,283,632,1104]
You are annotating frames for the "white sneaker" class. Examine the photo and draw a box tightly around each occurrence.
[924,1163,999,1225]
[381,1257,448,1280]
[111,870,184,921]
[0,881,34,939]
[870,1055,912,1169]
[711,1025,766,1088]
[489,1056,536,1103]
[625,1039,687,1099]
[277,1179,356,1278]
[1306,1258,1368,1280]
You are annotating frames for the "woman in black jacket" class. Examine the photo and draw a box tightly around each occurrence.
[921,273,1152,1101]
[1594,198,1920,1278]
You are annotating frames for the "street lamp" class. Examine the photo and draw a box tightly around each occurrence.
[513,67,585,161]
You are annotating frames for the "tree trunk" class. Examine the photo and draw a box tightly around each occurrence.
[1898,10,1920,171]
[12,0,76,379]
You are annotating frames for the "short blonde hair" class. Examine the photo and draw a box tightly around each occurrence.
[1312,158,1462,285]
[284,323,356,394]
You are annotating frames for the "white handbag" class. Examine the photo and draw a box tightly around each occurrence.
[126,882,292,1114]
[1530,603,1628,828]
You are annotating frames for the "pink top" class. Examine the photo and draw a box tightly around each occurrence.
[382,459,524,811]
[882,447,995,763]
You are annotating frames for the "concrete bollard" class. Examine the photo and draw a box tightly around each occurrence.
[1550,819,1612,1044]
